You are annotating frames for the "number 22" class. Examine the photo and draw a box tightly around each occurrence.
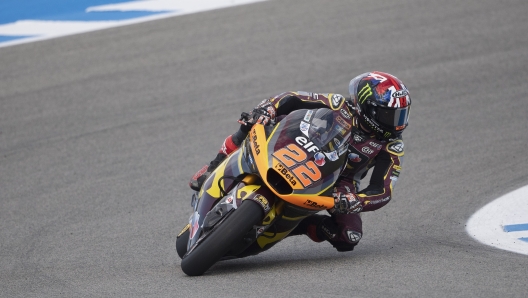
[273,144,322,187]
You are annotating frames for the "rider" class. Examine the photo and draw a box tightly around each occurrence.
[189,71,411,252]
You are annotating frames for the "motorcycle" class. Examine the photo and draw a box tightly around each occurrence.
[176,107,352,276]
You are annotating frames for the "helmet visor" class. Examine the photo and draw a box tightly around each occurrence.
[375,106,410,131]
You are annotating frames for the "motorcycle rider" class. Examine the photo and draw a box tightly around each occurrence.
[189,71,411,252]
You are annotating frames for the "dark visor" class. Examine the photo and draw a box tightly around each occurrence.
[375,106,410,130]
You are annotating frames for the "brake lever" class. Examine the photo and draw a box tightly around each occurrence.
[237,111,276,126]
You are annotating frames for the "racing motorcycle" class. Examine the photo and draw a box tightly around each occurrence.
[176,107,352,276]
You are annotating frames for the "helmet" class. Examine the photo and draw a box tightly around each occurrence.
[347,71,411,140]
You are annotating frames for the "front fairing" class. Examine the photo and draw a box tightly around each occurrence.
[248,108,351,210]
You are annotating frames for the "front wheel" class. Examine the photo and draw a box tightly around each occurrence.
[180,200,264,276]
[176,224,190,259]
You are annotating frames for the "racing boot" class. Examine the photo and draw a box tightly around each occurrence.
[289,214,339,243]
[290,214,358,252]
[189,152,226,191]
[189,135,239,191]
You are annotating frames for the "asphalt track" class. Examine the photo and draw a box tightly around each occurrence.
[1,0,528,297]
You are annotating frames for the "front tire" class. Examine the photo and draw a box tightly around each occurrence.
[180,200,264,276]
[176,224,190,259]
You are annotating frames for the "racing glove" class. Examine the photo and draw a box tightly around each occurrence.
[252,106,274,125]
[239,99,276,126]
[333,191,363,214]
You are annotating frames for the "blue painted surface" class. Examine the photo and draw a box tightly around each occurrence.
[39,11,170,22]
[519,238,528,243]
[0,35,36,42]
[0,0,168,25]
[503,223,528,232]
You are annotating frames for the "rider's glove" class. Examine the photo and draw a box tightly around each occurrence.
[239,99,276,126]
[251,106,274,125]
[333,191,363,214]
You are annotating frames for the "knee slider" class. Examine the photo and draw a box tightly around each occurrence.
[346,230,362,244]
[331,230,362,252]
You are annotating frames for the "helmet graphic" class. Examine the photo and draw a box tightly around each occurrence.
[348,71,411,140]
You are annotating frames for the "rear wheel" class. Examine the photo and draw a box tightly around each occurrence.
[180,200,264,276]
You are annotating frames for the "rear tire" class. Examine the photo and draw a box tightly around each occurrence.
[180,200,264,276]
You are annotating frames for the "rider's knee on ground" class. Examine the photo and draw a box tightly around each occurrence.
[330,229,362,252]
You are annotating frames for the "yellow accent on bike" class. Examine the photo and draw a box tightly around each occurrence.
[257,230,294,248]
[236,184,261,200]
[177,223,190,237]
[204,157,230,198]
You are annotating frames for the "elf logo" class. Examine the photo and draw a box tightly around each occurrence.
[295,136,320,153]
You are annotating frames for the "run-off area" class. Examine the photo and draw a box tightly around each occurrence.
[0,0,266,48]
[467,184,528,255]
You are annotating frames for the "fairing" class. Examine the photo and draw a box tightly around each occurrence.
[249,109,350,209]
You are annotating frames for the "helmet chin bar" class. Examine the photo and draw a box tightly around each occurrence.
[358,122,373,134]
[361,114,384,134]
[359,115,398,140]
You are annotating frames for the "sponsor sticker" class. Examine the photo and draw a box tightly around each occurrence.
[331,94,344,109]
[304,199,326,209]
[364,196,391,205]
[369,141,382,149]
[338,144,348,156]
[336,116,352,130]
[387,141,404,155]
[340,108,351,119]
[253,195,270,212]
[314,152,326,166]
[334,138,341,147]
[304,110,314,122]
[251,128,260,155]
[353,133,365,143]
[275,162,298,186]
[295,136,320,153]
[325,150,339,161]
[300,121,310,135]
[346,230,362,243]
[348,152,361,162]
[392,89,409,98]
[255,226,266,237]
[362,146,374,154]
[189,211,200,238]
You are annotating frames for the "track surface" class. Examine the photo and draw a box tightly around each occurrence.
[1,0,528,297]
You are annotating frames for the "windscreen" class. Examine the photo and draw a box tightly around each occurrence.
[307,109,350,154]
